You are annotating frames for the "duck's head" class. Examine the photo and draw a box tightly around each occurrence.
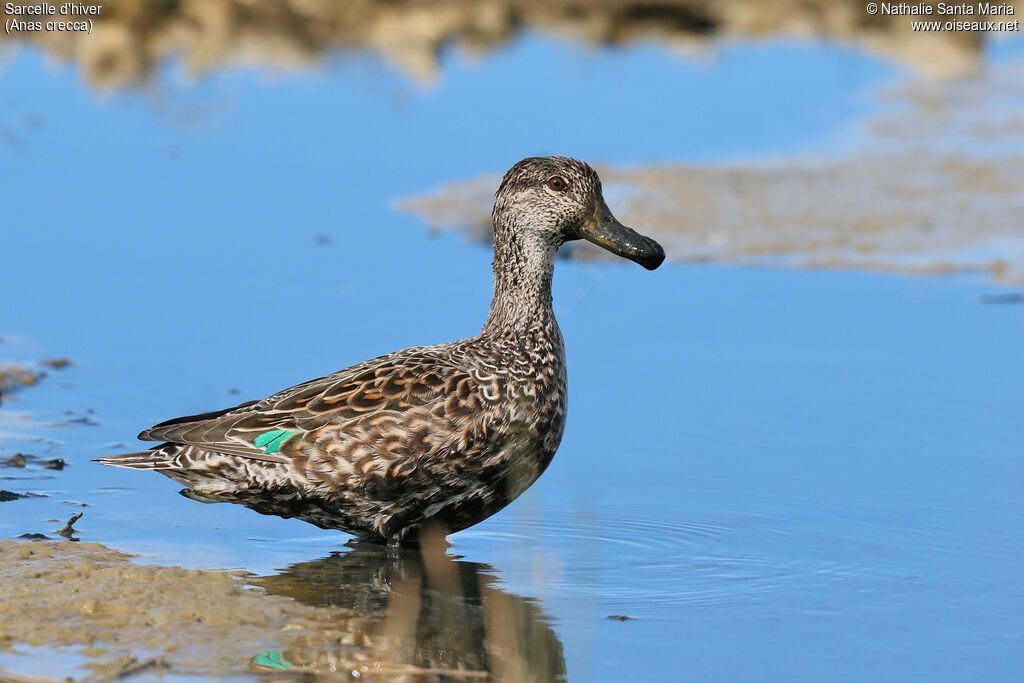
[493,156,665,270]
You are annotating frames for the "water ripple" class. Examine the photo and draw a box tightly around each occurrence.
[462,504,963,616]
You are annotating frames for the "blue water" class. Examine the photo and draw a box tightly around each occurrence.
[2,34,1023,681]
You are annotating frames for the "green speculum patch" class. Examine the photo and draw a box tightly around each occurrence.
[254,429,299,454]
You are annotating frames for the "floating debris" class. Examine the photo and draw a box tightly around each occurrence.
[39,358,73,370]
[56,512,84,540]
[2,453,27,468]
[1,453,69,470]
[607,614,635,621]
[0,364,39,393]
[88,654,170,680]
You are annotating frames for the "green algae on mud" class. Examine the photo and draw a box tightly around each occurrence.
[0,538,565,680]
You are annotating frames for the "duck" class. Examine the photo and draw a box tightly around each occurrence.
[96,157,664,544]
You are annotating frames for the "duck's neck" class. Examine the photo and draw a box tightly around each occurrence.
[481,215,558,339]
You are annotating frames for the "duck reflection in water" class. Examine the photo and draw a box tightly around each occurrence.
[248,523,565,681]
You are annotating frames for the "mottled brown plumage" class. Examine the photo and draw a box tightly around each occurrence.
[96,157,664,544]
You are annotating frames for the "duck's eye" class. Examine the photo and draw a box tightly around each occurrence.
[547,176,567,192]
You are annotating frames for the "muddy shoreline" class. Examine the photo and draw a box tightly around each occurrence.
[0,0,1015,88]
[401,60,1024,286]
[0,538,564,680]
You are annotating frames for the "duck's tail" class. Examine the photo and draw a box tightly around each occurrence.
[94,449,174,470]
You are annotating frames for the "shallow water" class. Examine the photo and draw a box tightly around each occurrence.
[2,28,1023,682]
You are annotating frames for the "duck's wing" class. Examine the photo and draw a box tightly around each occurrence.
[138,346,476,464]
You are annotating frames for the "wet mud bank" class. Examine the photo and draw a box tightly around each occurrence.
[0,0,1016,88]
[402,59,1024,285]
[0,538,564,680]
[0,540,316,678]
